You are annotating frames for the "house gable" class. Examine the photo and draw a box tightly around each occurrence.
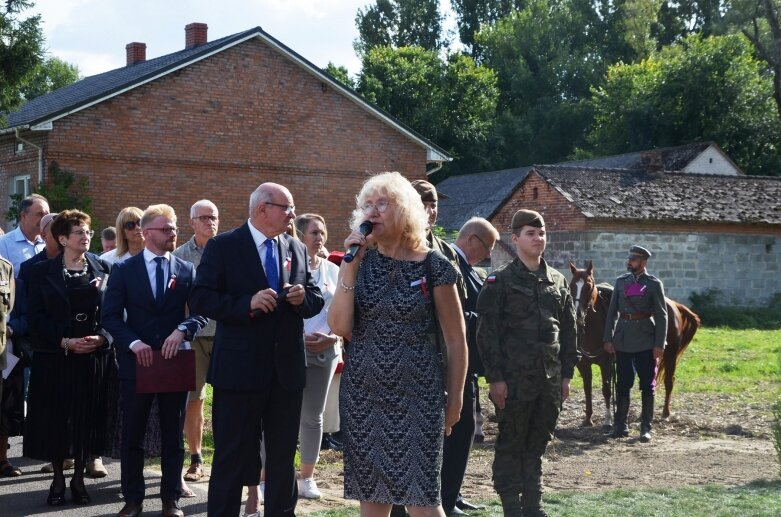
[682,144,742,175]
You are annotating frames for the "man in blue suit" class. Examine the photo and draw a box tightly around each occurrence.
[190,182,323,517]
[103,204,206,517]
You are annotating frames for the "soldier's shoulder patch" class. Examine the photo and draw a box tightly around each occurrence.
[485,275,497,284]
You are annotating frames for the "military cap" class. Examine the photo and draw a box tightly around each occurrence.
[628,245,652,259]
[411,179,450,202]
[511,209,545,229]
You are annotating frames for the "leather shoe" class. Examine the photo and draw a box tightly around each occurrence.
[456,498,485,511]
[162,499,184,517]
[70,479,91,504]
[447,507,468,516]
[117,501,143,517]
[46,483,66,506]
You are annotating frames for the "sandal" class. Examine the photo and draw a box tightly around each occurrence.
[183,462,204,481]
[181,485,196,498]
[0,459,22,477]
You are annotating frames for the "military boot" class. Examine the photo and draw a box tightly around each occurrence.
[520,490,548,517]
[499,493,523,517]
[639,392,654,442]
[607,396,630,438]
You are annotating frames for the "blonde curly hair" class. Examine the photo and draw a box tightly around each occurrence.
[350,171,428,251]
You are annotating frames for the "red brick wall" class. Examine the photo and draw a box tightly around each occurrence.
[490,171,589,233]
[1,37,429,242]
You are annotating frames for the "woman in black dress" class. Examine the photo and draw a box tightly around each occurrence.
[25,209,112,506]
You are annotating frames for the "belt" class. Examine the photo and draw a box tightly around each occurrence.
[620,312,653,321]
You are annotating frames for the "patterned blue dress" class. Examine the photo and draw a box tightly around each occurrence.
[341,249,457,506]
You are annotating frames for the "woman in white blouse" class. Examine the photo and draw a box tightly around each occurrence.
[293,213,341,499]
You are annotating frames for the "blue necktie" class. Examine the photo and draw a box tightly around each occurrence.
[154,256,165,307]
[264,239,279,291]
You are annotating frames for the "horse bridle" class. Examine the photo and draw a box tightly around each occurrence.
[573,278,604,360]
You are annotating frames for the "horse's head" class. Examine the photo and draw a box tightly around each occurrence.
[569,260,598,326]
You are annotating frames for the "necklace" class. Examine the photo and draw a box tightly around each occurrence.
[63,258,89,278]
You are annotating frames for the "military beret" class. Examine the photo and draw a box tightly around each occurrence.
[511,209,545,229]
[628,245,652,259]
[411,179,449,202]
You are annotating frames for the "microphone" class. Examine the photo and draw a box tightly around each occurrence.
[343,221,374,263]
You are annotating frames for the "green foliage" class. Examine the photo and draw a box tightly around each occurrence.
[587,33,781,176]
[0,0,45,121]
[773,399,781,476]
[688,288,781,329]
[19,56,80,101]
[357,46,499,174]
[324,62,355,89]
[354,0,443,55]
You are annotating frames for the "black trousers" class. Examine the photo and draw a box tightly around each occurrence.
[120,381,187,503]
[207,378,304,517]
[440,374,477,513]
[615,349,658,397]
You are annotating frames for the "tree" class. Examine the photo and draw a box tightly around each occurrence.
[19,56,80,101]
[727,0,781,118]
[0,0,44,121]
[586,34,781,176]
[324,62,355,89]
[356,46,499,174]
[652,0,728,46]
[354,0,443,55]
[451,0,526,56]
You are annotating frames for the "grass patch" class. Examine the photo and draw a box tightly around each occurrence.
[302,481,781,516]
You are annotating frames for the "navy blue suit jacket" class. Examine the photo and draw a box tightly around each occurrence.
[189,223,324,392]
[102,252,206,381]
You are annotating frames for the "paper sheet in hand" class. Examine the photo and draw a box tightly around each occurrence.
[136,349,195,393]
[2,351,19,380]
[304,310,331,335]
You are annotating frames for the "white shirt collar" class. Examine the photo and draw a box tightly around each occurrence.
[143,248,171,263]
[247,219,276,249]
[451,243,467,262]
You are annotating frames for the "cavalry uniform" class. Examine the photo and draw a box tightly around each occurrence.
[476,256,578,516]
[603,246,667,441]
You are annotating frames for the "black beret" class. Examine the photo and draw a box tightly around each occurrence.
[511,209,544,229]
[411,179,449,202]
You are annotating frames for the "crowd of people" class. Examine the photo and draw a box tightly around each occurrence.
[0,174,666,517]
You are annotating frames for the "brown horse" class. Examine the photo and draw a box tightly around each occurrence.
[569,261,702,425]
[569,261,614,428]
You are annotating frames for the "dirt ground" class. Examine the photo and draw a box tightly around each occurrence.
[293,387,779,514]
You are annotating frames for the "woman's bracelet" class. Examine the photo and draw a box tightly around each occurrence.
[340,279,356,292]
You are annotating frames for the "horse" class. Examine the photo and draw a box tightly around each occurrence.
[569,261,614,428]
[569,261,702,426]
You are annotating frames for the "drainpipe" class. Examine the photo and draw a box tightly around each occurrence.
[14,128,44,184]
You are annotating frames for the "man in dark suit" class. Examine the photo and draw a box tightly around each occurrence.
[190,182,323,517]
[442,217,499,515]
[103,204,206,517]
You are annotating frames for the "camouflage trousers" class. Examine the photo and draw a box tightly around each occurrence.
[492,375,561,508]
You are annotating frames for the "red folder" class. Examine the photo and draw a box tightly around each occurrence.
[136,349,196,394]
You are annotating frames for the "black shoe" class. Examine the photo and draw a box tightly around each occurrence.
[473,434,485,444]
[47,483,67,506]
[456,498,485,511]
[71,479,91,504]
[448,507,468,516]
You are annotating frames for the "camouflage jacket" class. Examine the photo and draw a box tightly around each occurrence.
[0,257,15,370]
[476,257,578,385]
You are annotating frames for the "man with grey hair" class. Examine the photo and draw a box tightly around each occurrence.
[441,217,499,515]
[0,194,49,272]
[191,183,323,517]
[172,199,219,483]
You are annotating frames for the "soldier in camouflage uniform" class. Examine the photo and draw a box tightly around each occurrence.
[476,210,578,517]
[0,257,15,476]
[603,245,667,442]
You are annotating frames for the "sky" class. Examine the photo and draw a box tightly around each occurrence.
[28,0,457,79]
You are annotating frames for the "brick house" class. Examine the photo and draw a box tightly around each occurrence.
[436,144,781,304]
[0,23,450,238]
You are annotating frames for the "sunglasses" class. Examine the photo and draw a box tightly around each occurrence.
[123,220,141,230]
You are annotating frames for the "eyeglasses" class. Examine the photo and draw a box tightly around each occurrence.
[194,215,218,222]
[473,234,494,253]
[123,220,141,230]
[361,200,393,214]
[70,229,95,238]
[264,202,296,216]
[147,227,179,235]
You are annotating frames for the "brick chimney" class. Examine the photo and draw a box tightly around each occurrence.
[640,151,664,172]
[126,42,146,66]
[185,23,208,49]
